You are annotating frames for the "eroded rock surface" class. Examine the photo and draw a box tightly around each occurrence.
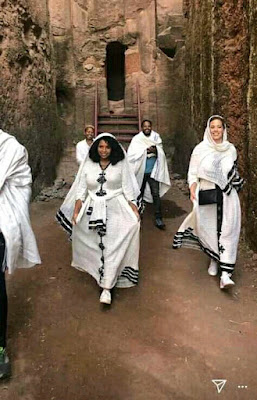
[0,0,63,193]
[177,0,257,248]
[48,0,185,145]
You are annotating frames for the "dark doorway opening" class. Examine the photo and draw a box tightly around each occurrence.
[106,42,126,101]
[160,46,177,59]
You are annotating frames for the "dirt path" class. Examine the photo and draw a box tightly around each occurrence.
[1,186,256,400]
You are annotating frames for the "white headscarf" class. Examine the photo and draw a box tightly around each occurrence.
[203,115,232,152]
[188,116,242,192]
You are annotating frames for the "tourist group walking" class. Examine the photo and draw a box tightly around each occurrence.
[0,114,243,378]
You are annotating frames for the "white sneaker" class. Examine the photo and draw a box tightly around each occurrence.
[208,260,218,276]
[220,272,235,289]
[100,289,111,304]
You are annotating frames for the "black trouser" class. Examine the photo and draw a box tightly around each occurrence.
[0,233,7,348]
[141,173,162,218]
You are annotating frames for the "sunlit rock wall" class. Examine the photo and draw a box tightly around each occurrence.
[0,0,62,193]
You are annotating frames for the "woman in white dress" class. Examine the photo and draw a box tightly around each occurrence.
[173,116,244,289]
[57,133,141,304]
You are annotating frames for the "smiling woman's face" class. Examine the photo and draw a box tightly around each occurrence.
[97,139,111,160]
[209,119,224,144]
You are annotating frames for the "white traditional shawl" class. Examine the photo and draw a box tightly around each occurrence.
[76,139,91,165]
[188,116,244,193]
[57,133,142,235]
[127,130,171,203]
[173,116,243,270]
[0,129,41,273]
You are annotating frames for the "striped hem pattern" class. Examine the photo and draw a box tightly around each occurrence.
[173,229,235,272]
[173,228,220,262]
[120,266,139,285]
[56,210,72,236]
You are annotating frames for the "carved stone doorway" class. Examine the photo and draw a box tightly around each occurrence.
[106,41,127,114]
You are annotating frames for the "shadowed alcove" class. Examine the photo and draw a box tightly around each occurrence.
[106,41,127,101]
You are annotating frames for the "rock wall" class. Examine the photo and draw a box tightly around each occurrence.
[0,0,62,193]
[247,0,257,248]
[48,0,185,146]
[179,0,257,248]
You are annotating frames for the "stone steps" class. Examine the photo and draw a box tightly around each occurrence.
[98,119,138,125]
[97,112,139,144]
[98,129,138,135]
[98,113,138,118]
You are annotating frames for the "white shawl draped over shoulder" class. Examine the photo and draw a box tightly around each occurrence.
[127,130,171,203]
[173,116,244,272]
[0,129,41,273]
[76,139,91,165]
[57,133,142,236]
[188,119,243,194]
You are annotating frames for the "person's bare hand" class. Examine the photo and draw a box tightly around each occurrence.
[129,201,140,221]
[72,199,82,225]
[72,212,79,225]
[190,183,197,202]
[147,146,156,154]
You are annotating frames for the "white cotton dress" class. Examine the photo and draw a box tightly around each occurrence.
[72,159,140,289]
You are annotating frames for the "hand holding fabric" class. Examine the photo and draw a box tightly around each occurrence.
[129,201,140,220]
[147,145,157,154]
[72,199,82,225]
[190,183,197,202]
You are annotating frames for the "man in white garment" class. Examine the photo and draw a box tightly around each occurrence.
[76,125,94,165]
[0,129,41,379]
[127,119,171,229]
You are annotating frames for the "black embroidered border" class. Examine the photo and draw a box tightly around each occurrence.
[173,229,235,271]
[120,266,139,285]
[56,209,72,236]
[137,193,145,215]
[224,161,244,194]
[96,170,108,282]
[173,228,220,261]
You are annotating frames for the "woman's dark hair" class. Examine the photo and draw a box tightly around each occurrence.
[209,116,226,129]
[89,136,125,165]
[141,119,152,128]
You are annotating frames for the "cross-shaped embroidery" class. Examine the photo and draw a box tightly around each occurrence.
[96,171,107,196]
[219,244,225,254]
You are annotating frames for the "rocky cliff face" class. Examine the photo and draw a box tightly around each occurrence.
[247,0,257,248]
[0,0,62,193]
[48,0,185,147]
[0,0,185,192]
[179,0,257,248]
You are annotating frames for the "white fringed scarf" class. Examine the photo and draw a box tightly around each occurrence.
[188,116,244,194]
[0,129,41,273]
[127,130,171,202]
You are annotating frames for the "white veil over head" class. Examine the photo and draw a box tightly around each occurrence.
[203,115,232,152]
